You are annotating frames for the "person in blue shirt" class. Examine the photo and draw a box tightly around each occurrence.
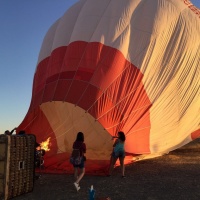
[108,131,126,177]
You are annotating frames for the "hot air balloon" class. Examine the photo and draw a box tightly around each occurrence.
[18,0,200,174]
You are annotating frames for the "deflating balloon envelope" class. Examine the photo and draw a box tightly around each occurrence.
[18,0,200,173]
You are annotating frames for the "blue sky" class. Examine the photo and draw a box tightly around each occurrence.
[0,0,79,133]
[0,0,199,134]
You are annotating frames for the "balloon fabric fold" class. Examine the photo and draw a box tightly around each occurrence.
[18,0,200,174]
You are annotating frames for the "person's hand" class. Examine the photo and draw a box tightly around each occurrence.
[111,136,118,140]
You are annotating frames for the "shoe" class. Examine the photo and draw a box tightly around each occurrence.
[74,182,80,191]
[122,175,126,178]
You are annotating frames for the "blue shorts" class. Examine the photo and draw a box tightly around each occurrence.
[73,157,85,168]
[112,151,125,158]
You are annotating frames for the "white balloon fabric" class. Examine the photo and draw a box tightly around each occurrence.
[18,0,200,173]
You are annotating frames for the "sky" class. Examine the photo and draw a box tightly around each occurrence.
[0,0,199,134]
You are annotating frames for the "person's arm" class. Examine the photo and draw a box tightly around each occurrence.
[72,142,75,149]
[10,128,16,135]
[113,139,119,147]
[82,143,86,153]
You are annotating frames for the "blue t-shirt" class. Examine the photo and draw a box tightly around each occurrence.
[113,140,125,157]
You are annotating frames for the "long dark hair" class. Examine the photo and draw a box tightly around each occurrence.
[118,131,125,142]
[76,132,84,142]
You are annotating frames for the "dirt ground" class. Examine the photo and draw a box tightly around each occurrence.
[13,139,200,200]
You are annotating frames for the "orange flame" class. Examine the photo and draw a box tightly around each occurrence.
[40,137,51,151]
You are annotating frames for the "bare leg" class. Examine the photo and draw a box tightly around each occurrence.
[74,167,78,181]
[108,156,117,175]
[76,167,85,184]
[119,157,125,176]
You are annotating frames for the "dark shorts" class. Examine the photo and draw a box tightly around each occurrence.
[73,157,85,168]
[112,151,125,158]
